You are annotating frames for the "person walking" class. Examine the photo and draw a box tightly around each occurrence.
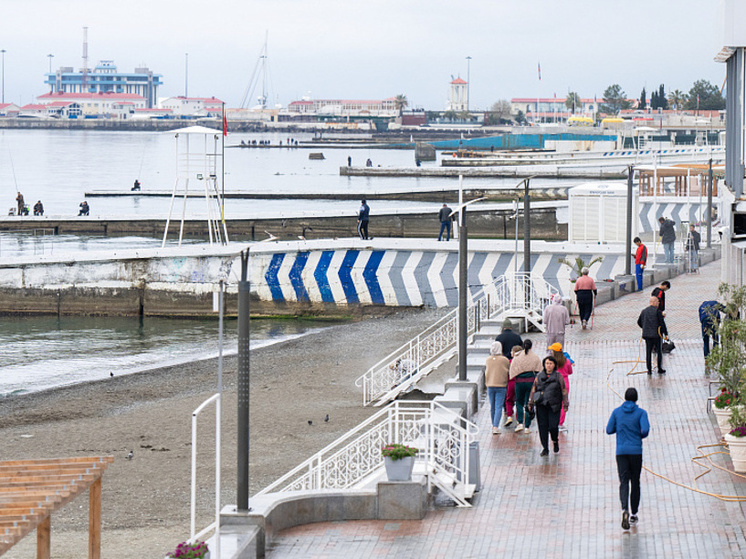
[658,216,676,264]
[528,355,568,457]
[544,294,570,347]
[494,319,522,426]
[357,199,370,240]
[685,224,701,273]
[510,339,541,433]
[651,280,670,316]
[485,341,510,435]
[606,387,650,530]
[638,296,668,375]
[633,237,647,291]
[699,300,726,359]
[15,192,24,216]
[574,267,597,330]
[438,203,452,241]
[548,342,573,431]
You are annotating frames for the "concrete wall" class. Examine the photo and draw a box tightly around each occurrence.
[0,239,721,317]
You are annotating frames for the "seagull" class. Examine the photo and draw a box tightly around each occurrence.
[260,231,278,242]
[126,450,134,460]
[324,414,329,423]
[307,420,313,426]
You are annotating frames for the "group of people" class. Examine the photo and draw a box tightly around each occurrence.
[658,216,702,272]
[12,192,43,217]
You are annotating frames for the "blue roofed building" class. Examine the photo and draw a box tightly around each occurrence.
[45,60,162,108]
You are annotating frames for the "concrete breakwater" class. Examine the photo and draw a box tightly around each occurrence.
[0,238,714,318]
[340,165,627,179]
[0,204,565,242]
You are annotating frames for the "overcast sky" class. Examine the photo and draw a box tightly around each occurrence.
[0,0,729,110]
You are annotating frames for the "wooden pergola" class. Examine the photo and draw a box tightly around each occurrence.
[0,456,114,558]
[637,163,723,197]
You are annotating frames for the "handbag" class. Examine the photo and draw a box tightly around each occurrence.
[662,338,675,353]
[532,390,544,405]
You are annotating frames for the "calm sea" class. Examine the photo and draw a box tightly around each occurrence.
[0,129,571,395]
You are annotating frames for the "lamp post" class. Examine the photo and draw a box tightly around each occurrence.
[1,50,6,104]
[465,56,472,112]
[47,53,53,74]
[47,54,54,92]
[185,52,189,98]
[237,250,251,511]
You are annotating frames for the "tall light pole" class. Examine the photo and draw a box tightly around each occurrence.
[1,50,6,104]
[465,56,472,112]
[185,52,189,97]
[47,54,54,92]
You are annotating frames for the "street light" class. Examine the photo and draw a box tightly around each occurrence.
[47,54,54,92]
[465,56,472,112]
[1,50,6,104]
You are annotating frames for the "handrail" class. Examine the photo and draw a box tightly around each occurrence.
[189,393,221,556]
[257,400,478,505]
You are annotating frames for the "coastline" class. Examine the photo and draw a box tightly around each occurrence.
[0,306,447,558]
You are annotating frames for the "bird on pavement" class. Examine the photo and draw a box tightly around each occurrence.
[307,420,313,426]
[324,414,330,423]
[126,450,134,460]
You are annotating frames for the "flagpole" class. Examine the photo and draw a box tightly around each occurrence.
[221,102,226,223]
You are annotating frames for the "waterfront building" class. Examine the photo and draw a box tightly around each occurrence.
[35,92,147,117]
[447,78,468,112]
[287,98,397,116]
[0,103,20,117]
[45,61,162,108]
[17,104,47,118]
[158,96,224,117]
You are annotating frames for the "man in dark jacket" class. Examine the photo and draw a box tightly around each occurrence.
[606,387,650,530]
[686,224,701,273]
[438,204,453,241]
[658,217,676,264]
[638,296,668,374]
[357,199,370,240]
[495,318,523,360]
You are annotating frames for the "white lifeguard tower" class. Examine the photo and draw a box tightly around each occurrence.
[162,125,229,247]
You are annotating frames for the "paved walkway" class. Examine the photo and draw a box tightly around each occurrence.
[266,261,746,558]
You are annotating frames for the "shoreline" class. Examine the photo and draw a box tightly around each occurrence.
[0,306,448,558]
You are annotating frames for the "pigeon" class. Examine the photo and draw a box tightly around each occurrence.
[307,420,313,426]
[324,414,329,423]
[110,372,114,377]
[126,450,134,460]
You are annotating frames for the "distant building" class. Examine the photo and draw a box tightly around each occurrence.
[158,96,224,117]
[36,92,147,116]
[447,78,468,112]
[287,98,397,116]
[45,61,162,108]
[0,103,20,117]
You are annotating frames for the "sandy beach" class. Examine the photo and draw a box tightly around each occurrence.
[0,307,447,558]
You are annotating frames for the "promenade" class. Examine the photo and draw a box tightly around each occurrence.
[265,260,746,558]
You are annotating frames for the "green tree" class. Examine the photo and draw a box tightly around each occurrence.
[684,80,725,111]
[667,89,687,111]
[394,94,408,117]
[515,110,526,125]
[565,92,580,114]
[443,109,458,121]
[600,84,631,115]
[656,84,668,110]
[638,87,647,110]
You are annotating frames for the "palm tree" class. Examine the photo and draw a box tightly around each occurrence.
[667,89,687,111]
[565,92,580,114]
[557,255,604,280]
[394,94,408,117]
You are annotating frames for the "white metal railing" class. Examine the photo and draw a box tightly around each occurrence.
[257,400,479,507]
[356,273,558,406]
[189,393,221,555]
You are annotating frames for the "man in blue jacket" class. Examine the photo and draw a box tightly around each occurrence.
[606,387,650,530]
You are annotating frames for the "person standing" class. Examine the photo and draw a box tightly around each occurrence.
[528,356,568,456]
[347,155,352,167]
[494,319,523,427]
[637,296,668,375]
[544,294,570,347]
[15,192,24,216]
[357,199,370,240]
[510,339,541,433]
[606,387,650,530]
[548,342,573,432]
[485,341,510,435]
[658,216,676,264]
[574,267,597,330]
[438,203,452,241]
[633,237,647,291]
[651,280,670,315]
[699,300,726,358]
[685,224,701,273]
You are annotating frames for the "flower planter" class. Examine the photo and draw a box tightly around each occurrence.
[714,407,734,437]
[725,434,746,473]
[384,456,415,481]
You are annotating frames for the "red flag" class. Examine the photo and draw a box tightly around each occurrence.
[538,62,541,81]
[222,111,228,137]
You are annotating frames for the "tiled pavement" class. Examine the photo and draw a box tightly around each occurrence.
[267,261,746,558]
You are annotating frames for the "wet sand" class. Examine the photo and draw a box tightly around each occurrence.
[0,307,447,558]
